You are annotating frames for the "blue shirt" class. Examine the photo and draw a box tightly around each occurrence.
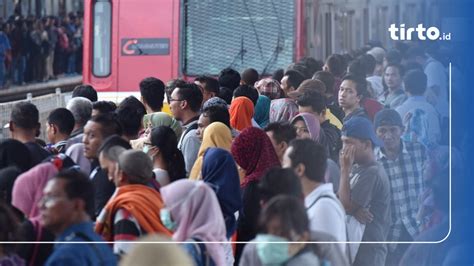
[45,222,117,266]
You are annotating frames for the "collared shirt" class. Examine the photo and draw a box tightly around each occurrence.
[396,96,441,145]
[342,107,368,123]
[45,222,117,266]
[375,141,426,246]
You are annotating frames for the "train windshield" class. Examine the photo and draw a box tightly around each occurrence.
[183,0,295,76]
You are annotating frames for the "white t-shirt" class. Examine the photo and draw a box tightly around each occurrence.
[305,183,347,253]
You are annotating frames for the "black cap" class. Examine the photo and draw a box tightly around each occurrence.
[374,109,403,129]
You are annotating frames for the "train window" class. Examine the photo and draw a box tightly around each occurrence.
[182,0,295,76]
[93,0,112,77]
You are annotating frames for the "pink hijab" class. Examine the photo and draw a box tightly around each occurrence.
[291,112,321,142]
[12,162,58,220]
[160,180,226,266]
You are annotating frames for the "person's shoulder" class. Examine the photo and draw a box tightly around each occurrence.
[47,244,85,265]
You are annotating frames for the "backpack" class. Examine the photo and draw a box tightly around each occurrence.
[58,30,69,51]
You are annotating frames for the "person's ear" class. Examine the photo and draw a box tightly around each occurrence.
[9,121,14,132]
[278,141,288,154]
[73,198,85,212]
[295,163,306,178]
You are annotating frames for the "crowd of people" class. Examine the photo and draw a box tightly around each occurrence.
[0,40,460,266]
[0,12,83,89]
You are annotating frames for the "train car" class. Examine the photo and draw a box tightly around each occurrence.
[83,0,318,100]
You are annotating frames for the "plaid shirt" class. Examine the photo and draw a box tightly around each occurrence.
[375,141,426,247]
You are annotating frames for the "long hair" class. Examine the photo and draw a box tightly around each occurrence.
[150,126,186,182]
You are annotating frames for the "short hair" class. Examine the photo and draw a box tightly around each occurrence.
[288,139,327,183]
[299,57,323,77]
[312,71,335,94]
[341,74,368,97]
[218,87,233,105]
[174,83,203,112]
[218,68,241,91]
[66,97,92,125]
[89,113,122,138]
[347,58,367,78]
[296,91,326,114]
[10,102,40,130]
[54,169,95,218]
[385,49,402,65]
[195,75,220,95]
[47,108,75,135]
[264,122,297,144]
[115,106,143,136]
[92,101,117,115]
[325,54,346,77]
[233,85,259,106]
[359,54,377,75]
[72,85,98,102]
[139,77,165,111]
[98,134,131,159]
[258,195,309,238]
[118,150,154,185]
[165,78,187,103]
[404,69,427,96]
[259,168,303,203]
[202,105,231,129]
[283,70,305,90]
[117,97,146,137]
[272,69,284,83]
[297,79,327,94]
[241,68,259,86]
[287,63,310,79]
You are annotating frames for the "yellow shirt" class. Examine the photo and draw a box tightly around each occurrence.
[326,108,343,129]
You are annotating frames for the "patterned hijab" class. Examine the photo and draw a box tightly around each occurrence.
[231,127,281,188]
[143,112,182,138]
[255,78,282,100]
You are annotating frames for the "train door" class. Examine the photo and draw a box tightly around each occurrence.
[115,0,179,94]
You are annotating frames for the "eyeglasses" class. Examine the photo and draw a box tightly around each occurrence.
[168,98,184,102]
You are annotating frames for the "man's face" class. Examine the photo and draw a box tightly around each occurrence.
[169,89,184,121]
[384,66,402,89]
[99,152,119,182]
[280,75,291,95]
[46,122,55,143]
[376,125,403,151]
[341,136,367,163]
[39,179,77,234]
[338,80,361,110]
[82,121,104,159]
[266,131,286,163]
[196,114,211,141]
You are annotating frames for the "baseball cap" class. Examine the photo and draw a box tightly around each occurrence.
[342,116,383,147]
[374,109,403,129]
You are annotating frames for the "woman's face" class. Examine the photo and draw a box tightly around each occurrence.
[293,120,311,140]
[265,217,309,257]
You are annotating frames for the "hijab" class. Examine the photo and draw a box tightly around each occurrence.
[12,163,58,220]
[202,148,242,237]
[160,180,226,266]
[11,155,77,220]
[231,127,281,188]
[143,112,182,138]
[189,122,233,180]
[269,98,299,123]
[229,97,254,131]
[291,112,321,142]
[254,95,271,128]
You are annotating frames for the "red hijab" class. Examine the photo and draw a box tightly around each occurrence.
[231,127,281,188]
